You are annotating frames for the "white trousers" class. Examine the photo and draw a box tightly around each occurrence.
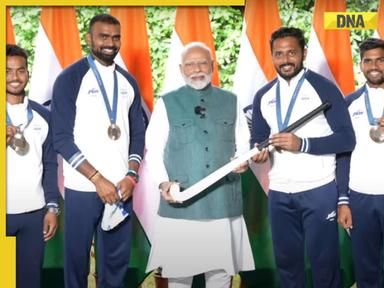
[168,269,232,288]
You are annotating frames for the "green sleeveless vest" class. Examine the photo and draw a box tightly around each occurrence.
[159,84,243,219]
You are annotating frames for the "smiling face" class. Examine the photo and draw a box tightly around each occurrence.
[86,21,121,66]
[271,36,306,82]
[180,46,213,90]
[360,47,384,88]
[6,55,29,99]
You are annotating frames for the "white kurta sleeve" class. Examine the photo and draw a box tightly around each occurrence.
[145,98,170,187]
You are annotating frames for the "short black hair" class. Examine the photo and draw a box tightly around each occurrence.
[88,14,120,33]
[359,38,384,60]
[6,44,28,65]
[270,27,306,52]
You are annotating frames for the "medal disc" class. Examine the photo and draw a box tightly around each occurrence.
[11,132,29,155]
[369,127,384,143]
[108,124,121,140]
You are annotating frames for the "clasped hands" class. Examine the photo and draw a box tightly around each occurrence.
[92,173,134,204]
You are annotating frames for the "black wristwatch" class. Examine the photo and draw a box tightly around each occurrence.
[126,169,139,183]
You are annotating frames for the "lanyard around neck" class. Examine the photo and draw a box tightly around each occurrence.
[87,56,118,125]
[276,71,306,131]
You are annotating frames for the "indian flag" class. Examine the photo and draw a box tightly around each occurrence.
[162,7,220,94]
[233,1,282,286]
[110,6,154,286]
[28,7,82,107]
[306,0,355,96]
[6,7,15,44]
[306,1,355,286]
[27,7,82,286]
[376,0,384,38]
[233,0,281,194]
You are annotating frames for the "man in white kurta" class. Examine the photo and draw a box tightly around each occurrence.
[145,42,254,288]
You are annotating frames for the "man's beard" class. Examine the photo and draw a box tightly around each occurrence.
[276,62,304,81]
[365,70,384,86]
[92,46,119,65]
[182,72,212,90]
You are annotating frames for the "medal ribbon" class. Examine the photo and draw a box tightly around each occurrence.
[276,71,307,131]
[6,103,33,133]
[364,85,384,126]
[87,56,118,125]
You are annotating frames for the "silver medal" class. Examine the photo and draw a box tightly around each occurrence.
[11,131,29,155]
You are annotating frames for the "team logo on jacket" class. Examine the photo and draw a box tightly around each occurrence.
[88,88,99,95]
[352,109,364,118]
[267,98,276,106]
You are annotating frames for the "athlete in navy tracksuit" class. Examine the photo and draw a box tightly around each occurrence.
[6,44,60,288]
[251,27,355,287]
[337,38,384,288]
[51,14,145,288]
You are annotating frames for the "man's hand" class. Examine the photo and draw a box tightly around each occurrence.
[270,132,302,152]
[117,176,135,202]
[92,174,120,204]
[337,204,353,230]
[43,212,58,241]
[159,181,182,204]
[232,157,249,174]
[6,125,17,146]
[251,146,269,163]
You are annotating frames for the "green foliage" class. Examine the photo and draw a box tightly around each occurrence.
[75,6,108,56]
[210,7,243,90]
[145,7,175,97]
[9,2,380,98]
[10,7,40,69]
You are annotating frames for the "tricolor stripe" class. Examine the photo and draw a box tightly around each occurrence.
[162,7,220,94]
[233,0,281,193]
[377,0,384,38]
[110,7,157,243]
[28,7,82,106]
[306,0,355,96]
[6,7,16,44]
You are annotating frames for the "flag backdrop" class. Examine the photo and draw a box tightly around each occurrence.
[6,7,16,45]
[27,7,82,287]
[306,0,355,96]
[233,1,281,286]
[306,1,355,286]
[377,0,384,38]
[162,7,220,94]
[110,7,154,287]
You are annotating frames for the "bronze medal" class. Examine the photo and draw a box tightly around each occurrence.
[369,126,384,143]
[108,124,121,140]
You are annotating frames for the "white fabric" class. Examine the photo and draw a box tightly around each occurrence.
[161,30,185,94]
[145,95,250,187]
[101,202,129,231]
[260,69,335,193]
[7,98,48,213]
[63,60,135,192]
[146,216,255,278]
[28,23,63,105]
[348,85,384,195]
[232,20,268,110]
[168,270,231,288]
[306,28,337,85]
